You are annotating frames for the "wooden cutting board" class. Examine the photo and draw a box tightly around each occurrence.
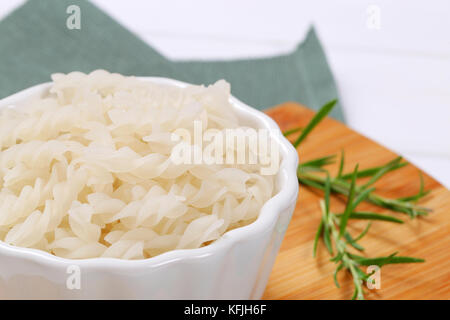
[262,102,450,300]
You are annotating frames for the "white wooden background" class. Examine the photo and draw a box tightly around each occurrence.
[1,0,449,188]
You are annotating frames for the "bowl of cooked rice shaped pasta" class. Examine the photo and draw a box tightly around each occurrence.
[0,70,298,299]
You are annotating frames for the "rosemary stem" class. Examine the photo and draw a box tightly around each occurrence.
[328,209,365,300]
[346,258,365,300]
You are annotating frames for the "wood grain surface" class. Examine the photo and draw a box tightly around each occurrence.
[262,102,450,300]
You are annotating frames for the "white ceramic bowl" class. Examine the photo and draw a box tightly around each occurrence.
[0,77,299,299]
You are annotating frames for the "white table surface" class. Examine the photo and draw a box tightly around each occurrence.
[1,0,449,188]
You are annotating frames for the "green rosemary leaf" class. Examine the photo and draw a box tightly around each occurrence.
[337,150,345,178]
[298,177,325,190]
[283,126,303,137]
[313,219,324,258]
[383,256,425,264]
[293,99,337,148]
[298,166,328,173]
[339,165,359,238]
[350,252,398,267]
[334,263,344,288]
[348,252,370,260]
[351,252,425,267]
[337,211,404,224]
[354,266,370,281]
[350,187,375,211]
[353,222,372,242]
[330,251,344,262]
[398,173,430,202]
[340,157,407,180]
[299,155,336,169]
[298,155,336,174]
[361,157,404,189]
[344,232,365,251]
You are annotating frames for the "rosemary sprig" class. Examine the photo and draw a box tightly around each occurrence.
[315,174,425,300]
[285,99,429,299]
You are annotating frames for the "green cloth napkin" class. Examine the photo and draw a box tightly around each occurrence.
[0,0,345,122]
